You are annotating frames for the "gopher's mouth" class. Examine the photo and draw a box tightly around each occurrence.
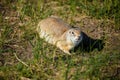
[75,36,83,43]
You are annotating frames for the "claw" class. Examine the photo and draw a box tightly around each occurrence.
[63,50,71,55]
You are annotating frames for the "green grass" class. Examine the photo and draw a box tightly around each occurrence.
[0,0,120,80]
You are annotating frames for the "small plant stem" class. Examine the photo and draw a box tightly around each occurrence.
[13,53,29,67]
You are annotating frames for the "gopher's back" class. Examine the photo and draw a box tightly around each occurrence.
[37,17,71,43]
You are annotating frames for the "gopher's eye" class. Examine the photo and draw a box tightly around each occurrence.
[72,32,74,34]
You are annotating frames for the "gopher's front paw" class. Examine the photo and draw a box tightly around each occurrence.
[63,50,71,55]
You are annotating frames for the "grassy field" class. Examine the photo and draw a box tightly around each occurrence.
[0,0,120,80]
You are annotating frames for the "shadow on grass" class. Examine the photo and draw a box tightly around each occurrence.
[74,32,105,53]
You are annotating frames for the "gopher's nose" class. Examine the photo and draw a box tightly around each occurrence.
[75,36,81,40]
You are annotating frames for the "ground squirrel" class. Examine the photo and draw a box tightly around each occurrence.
[37,17,83,55]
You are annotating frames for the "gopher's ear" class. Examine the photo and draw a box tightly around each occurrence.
[71,25,76,28]
[71,25,80,29]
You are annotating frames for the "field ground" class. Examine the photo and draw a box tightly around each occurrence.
[0,0,120,80]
